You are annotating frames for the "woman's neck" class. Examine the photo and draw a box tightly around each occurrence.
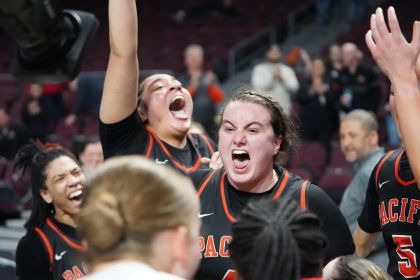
[229,169,278,193]
[54,210,76,228]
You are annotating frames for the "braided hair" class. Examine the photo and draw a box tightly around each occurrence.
[15,141,79,230]
[230,198,327,280]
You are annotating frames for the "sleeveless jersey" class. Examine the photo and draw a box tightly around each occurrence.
[193,167,310,280]
[359,148,420,279]
[144,126,215,175]
[34,218,87,280]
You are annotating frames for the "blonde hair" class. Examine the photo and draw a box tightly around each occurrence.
[77,156,199,265]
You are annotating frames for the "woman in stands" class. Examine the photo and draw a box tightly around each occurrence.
[78,156,200,279]
[190,89,354,279]
[99,0,216,175]
[15,142,87,280]
[230,198,327,280]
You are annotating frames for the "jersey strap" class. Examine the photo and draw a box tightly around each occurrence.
[34,227,53,271]
[144,133,154,158]
[300,180,310,210]
[375,150,395,191]
[394,149,416,186]
[193,133,215,154]
[197,170,218,197]
[145,126,203,173]
[45,219,84,251]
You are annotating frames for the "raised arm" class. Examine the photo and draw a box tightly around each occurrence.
[366,7,420,187]
[100,0,139,124]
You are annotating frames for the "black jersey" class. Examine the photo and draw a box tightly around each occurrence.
[16,217,87,280]
[358,148,420,279]
[100,110,216,175]
[191,167,355,280]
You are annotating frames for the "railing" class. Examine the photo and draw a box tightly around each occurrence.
[287,1,315,40]
[227,25,277,79]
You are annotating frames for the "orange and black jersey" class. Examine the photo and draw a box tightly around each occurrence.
[100,110,216,175]
[15,217,87,280]
[191,166,354,280]
[358,148,420,279]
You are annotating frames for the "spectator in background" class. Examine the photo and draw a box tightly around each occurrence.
[230,198,327,280]
[178,44,224,140]
[42,82,68,128]
[297,58,338,152]
[338,109,388,270]
[251,44,299,115]
[21,84,52,142]
[0,107,27,160]
[339,43,381,114]
[65,72,104,126]
[77,136,103,178]
[323,255,391,280]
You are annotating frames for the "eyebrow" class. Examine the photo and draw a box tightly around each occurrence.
[222,119,264,128]
[51,167,80,182]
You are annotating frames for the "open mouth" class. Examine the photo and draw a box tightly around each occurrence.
[68,189,84,202]
[232,149,250,169]
[169,96,188,119]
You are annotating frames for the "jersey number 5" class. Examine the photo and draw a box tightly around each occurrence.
[392,235,420,278]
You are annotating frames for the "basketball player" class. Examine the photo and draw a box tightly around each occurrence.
[354,7,420,279]
[99,0,216,175]
[191,90,354,280]
[15,142,87,280]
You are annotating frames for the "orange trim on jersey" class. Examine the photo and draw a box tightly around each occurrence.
[144,133,154,158]
[197,170,217,197]
[375,150,395,191]
[145,126,202,173]
[196,133,215,154]
[46,219,84,251]
[220,172,237,223]
[220,170,290,222]
[394,149,416,186]
[300,180,309,210]
[272,170,290,200]
[34,227,53,271]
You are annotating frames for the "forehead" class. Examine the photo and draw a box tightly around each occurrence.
[144,74,178,87]
[46,156,79,178]
[340,119,364,133]
[223,101,271,124]
[85,142,102,152]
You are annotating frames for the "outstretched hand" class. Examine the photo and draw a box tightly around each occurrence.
[365,7,420,84]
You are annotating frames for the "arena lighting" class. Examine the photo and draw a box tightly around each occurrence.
[0,0,99,83]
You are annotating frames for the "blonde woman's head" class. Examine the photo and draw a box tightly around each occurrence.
[78,156,200,278]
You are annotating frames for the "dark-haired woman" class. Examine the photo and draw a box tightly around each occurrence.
[15,142,87,280]
[191,90,355,279]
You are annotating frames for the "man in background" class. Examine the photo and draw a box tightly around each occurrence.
[339,109,387,270]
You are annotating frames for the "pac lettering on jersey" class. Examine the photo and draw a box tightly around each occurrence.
[62,265,88,280]
[198,235,232,259]
[379,198,420,227]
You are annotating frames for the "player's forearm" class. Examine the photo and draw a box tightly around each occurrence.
[393,75,420,186]
[109,0,138,58]
[353,225,378,257]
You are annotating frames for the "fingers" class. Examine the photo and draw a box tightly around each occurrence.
[370,14,381,44]
[365,30,376,55]
[201,157,211,166]
[375,7,390,38]
[387,6,402,38]
[412,21,420,54]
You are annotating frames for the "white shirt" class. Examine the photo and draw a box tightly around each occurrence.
[85,261,185,280]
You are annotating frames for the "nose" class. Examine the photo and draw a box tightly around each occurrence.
[68,174,82,188]
[233,130,246,146]
[169,84,182,92]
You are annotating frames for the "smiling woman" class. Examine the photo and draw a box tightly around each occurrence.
[190,89,355,280]
[99,0,216,176]
[14,142,88,280]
